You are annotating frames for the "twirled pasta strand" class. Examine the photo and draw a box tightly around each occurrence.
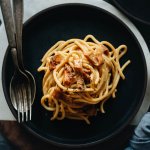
[38,35,130,124]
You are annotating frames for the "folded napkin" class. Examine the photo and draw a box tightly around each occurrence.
[0,0,150,125]
[125,112,150,150]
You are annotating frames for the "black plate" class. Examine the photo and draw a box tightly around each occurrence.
[2,3,147,147]
[111,0,150,25]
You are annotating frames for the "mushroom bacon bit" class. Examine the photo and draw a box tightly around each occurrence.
[63,64,76,87]
[63,63,90,90]
[73,59,91,84]
[85,49,103,66]
[84,44,109,66]
[74,59,82,72]
[76,75,84,90]
[49,53,63,71]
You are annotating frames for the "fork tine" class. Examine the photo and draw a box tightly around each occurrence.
[18,86,24,122]
[26,104,28,121]
[14,86,21,123]
[17,96,21,123]
[27,82,32,121]
[18,102,21,123]
[21,87,25,122]
[22,83,28,121]
[29,83,32,120]
[25,90,28,122]
[20,85,24,121]
[29,104,32,120]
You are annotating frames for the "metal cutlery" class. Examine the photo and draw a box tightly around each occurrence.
[0,0,36,122]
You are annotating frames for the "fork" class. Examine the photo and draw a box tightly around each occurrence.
[0,0,36,122]
[10,48,30,122]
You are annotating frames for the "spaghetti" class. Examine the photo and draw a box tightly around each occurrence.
[38,35,130,124]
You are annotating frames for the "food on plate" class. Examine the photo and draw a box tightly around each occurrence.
[38,35,130,124]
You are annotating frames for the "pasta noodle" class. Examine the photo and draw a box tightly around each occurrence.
[38,35,131,124]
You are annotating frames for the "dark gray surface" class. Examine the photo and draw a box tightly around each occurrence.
[111,0,150,25]
[109,0,150,50]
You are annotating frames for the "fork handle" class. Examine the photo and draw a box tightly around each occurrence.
[13,0,25,70]
[0,0,16,48]
[11,48,21,72]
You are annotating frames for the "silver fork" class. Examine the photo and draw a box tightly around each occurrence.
[12,0,36,120]
[10,48,30,122]
[0,0,36,122]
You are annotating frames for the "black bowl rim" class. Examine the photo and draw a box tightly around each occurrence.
[111,0,150,25]
[2,3,148,148]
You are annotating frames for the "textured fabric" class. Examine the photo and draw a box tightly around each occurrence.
[125,112,150,150]
[0,133,13,150]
